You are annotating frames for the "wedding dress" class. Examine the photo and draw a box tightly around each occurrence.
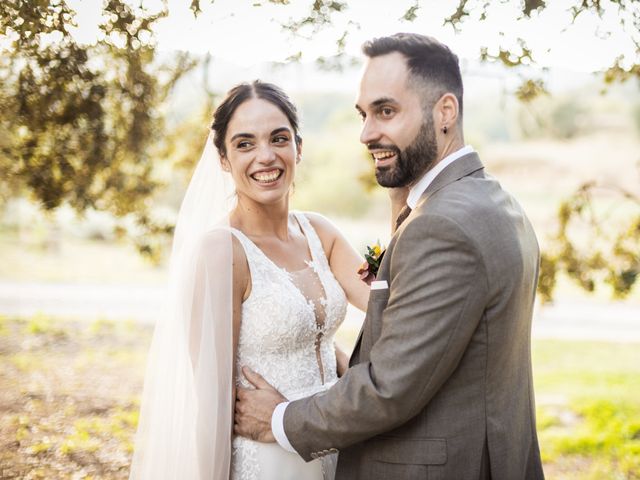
[229,212,347,480]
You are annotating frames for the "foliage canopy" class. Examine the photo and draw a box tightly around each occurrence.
[1,0,638,297]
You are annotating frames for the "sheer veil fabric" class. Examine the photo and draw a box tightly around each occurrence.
[129,133,236,479]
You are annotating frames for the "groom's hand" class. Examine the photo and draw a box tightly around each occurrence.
[234,367,287,443]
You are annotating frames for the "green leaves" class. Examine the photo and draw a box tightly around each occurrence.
[522,0,546,17]
[0,0,195,260]
[400,1,420,22]
[539,179,640,302]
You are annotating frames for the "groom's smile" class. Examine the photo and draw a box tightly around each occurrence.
[370,147,399,168]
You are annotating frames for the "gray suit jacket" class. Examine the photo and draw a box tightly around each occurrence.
[284,153,545,480]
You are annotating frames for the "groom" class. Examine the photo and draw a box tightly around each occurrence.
[235,33,545,479]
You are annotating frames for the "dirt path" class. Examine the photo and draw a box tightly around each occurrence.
[2,281,639,341]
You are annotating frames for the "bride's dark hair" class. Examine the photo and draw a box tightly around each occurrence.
[211,80,302,156]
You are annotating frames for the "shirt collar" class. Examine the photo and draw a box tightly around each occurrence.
[406,145,475,209]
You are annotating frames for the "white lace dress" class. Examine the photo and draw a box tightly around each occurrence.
[229,212,348,480]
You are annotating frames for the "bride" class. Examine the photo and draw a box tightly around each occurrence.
[129,80,370,479]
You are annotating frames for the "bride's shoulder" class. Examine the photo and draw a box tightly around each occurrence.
[197,228,247,262]
[195,228,249,299]
[295,211,341,246]
[296,210,333,231]
[198,227,231,249]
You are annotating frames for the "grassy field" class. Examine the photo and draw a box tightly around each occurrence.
[533,340,640,479]
[0,315,638,479]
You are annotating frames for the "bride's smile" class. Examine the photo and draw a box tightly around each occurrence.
[250,167,284,185]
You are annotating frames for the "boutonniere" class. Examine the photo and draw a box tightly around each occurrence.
[357,241,386,284]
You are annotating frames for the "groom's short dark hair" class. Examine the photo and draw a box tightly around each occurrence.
[362,33,464,119]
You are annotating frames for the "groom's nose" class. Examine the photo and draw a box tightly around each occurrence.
[360,117,380,145]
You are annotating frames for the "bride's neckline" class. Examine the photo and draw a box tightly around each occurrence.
[230,212,317,277]
[231,213,329,330]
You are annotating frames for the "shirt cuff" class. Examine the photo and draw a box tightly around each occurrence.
[271,401,296,453]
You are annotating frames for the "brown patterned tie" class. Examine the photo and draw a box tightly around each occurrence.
[395,205,412,230]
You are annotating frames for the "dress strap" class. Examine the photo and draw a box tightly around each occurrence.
[227,228,255,255]
[292,212,330,272]
[227,227,272,283]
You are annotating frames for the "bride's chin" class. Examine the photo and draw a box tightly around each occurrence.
[253,181,292,197]
[247,189,291,205]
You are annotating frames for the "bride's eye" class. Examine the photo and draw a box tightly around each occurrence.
[272,135,289,144]
[237,140,252,149]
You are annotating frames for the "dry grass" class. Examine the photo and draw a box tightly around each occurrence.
[0,316,149,479]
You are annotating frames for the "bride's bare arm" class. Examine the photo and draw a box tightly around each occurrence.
[305,213,369,312]
[231,236,251,405]
[187,232,249,433]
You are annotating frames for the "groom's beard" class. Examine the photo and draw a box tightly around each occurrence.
[373,119,438,188]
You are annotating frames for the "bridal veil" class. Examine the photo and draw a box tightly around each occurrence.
[129,133,236,479]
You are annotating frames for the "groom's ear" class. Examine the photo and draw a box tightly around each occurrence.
[435,93,459,129]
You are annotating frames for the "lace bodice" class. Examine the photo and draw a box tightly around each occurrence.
[230,212,347,399]
[229,212,347,479]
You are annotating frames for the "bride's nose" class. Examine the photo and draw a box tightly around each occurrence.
[256,143,277,164]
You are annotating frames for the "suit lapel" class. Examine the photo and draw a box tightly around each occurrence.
[350,153,485,363]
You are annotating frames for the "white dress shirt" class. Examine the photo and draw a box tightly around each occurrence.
[271,144,476,454]
[406,145,475,209]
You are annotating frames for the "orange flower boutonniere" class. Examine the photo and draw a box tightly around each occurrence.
[357,242,385,285]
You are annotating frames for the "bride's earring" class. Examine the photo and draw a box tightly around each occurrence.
[442,125,448,135]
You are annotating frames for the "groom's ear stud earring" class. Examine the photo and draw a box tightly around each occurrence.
[442,125,448,134]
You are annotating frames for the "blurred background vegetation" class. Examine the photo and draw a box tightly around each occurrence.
[1,0,639,478]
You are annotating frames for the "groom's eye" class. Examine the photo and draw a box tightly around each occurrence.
[380,107,394,117]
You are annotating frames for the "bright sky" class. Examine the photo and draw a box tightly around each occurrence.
[68,0,636,73]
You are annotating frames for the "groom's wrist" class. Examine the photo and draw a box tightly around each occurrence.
[271,401,296,453]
